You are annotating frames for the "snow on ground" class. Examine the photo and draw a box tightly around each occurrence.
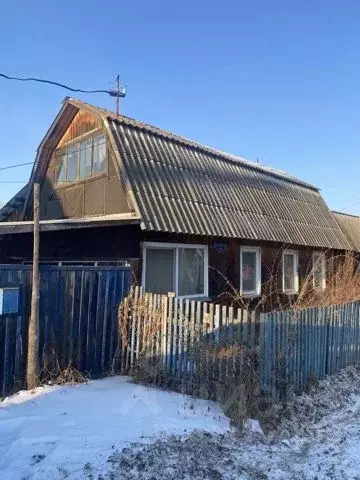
[2,367,360,479]
[103,366,360,480]
[0,377,229,480]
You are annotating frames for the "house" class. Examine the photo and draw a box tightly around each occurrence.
[332,211,360,252]
[0,98,356,304]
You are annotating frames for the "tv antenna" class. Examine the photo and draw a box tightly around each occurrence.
[109,75,126,116]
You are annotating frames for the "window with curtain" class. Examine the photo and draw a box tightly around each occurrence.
[240,247,261,296]
[313,252,326,290]
[282,250,299,294]
[143,243,208,298]
[56,133,106,184]
[145,248,175,294]
[178,247,204,296]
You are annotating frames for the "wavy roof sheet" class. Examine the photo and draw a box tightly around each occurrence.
[332,211,360,251]
[103,111,352,249]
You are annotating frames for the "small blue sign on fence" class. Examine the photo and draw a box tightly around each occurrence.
[0,287,20,315]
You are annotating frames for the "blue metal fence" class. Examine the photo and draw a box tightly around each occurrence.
[260,301,360,401]
[0,265,131,398]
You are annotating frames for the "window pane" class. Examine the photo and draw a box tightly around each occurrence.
[67,144,79,181]
[93,135,106,173]
[178,248,205,296]
[284,253,295,291]
[242,251,257,293]
[313,254,325,289]
[57,154,67,183]
[145,248,175,294]
[79,139,92,178]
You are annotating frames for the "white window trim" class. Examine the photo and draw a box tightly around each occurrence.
[282,249,299,294]
[313,251,326,290]
[240,246,261,297]
[142,242,209,299]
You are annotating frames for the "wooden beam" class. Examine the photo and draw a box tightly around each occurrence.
[0,214,141,234]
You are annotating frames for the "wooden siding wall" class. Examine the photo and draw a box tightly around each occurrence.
[142,232,335,307]
[0,225,142,265]
[57,110,102,146]
[39,110,132,220]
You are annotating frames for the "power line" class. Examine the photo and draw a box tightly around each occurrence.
[0,161,33,171]
[339,200,360,212]
[0,73,126,98]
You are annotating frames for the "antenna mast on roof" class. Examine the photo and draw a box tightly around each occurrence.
[109,74,126,116]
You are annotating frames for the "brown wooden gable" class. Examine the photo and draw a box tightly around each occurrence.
[57,110,103,148]
[37,106,133,221]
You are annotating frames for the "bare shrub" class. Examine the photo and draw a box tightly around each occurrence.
[39,347,88,386]
[295,251,360,309]
[118,289,260,427]
[211,250,360,312]
[190,341,260,428]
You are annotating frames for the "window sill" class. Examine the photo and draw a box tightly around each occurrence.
[54,172,107,191]
[177,294,210,301]
[240,292,261,299]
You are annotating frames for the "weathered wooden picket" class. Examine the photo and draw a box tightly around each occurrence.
[119,287,260,397]
[0,264,131,398]
[121,289,360,401]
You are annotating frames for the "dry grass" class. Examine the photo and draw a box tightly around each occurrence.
[295,252,360,309]
[39,347,88,386]
[117,290,260,428]
[212,250,360,312]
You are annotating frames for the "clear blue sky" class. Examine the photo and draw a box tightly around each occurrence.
[0,0,360,213]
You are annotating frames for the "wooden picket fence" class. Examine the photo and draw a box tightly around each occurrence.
[120,288,360,401]
[119,287,261,398]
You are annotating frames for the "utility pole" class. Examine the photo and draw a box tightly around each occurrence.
[110,74,126,116]
[27,182,40,389]
[116,75,120,116]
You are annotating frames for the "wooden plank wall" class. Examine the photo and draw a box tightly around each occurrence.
[0,265,131,398]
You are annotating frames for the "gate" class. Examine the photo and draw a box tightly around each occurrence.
[0,264,131,398]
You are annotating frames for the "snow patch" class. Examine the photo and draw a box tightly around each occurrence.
[0,376,229,480]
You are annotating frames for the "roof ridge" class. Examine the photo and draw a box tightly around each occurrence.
[66,97,318,191]
[332,210,360,219]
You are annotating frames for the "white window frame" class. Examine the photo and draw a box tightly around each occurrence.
[240,246,261,297]
[313,251,326,290]
[56,133,106,184]
[142,242,209,299]
[282,249,299,294]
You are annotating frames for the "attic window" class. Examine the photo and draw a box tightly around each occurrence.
[56,134,106,184]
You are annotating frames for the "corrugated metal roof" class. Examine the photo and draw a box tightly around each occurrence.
[1,98,353,251]
[0,184,29,221]
[332,211,360,251]
[104,114,353,250]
